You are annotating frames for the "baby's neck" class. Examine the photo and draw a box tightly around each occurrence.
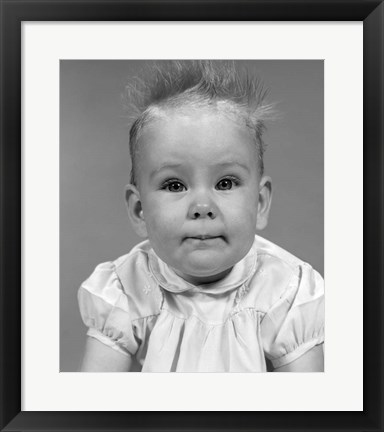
[173,267,233,286]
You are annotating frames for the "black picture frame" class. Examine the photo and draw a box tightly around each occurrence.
[1,1,383,431]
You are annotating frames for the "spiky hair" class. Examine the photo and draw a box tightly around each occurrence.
[124,60,275,185]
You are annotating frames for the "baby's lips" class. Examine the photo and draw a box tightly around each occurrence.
[185,232,220,238]
[184,234,226,242]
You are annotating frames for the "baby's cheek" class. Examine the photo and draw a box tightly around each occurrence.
[159,207,181,227]
[227,199,257,225]
[148,210,180,241]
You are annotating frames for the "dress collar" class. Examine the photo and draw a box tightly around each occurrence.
[148,238,258,295]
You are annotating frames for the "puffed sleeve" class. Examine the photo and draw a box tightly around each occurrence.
[78,261,139,357]
[260,263,324,369]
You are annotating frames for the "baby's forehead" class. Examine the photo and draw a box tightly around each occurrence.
[140,104,251,139]
[135,109,259,172]
[140,109,253,147]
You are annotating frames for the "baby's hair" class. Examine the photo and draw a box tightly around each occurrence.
[124,60,276,185]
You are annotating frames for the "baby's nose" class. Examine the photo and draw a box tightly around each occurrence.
[188,202,216,220]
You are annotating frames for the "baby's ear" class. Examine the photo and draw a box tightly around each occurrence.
[125,184,148,238]
[256,176,272,231]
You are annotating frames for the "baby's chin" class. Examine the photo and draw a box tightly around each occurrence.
[153,241,254,285]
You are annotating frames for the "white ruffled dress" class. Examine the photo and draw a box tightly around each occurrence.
[78,235,324,372]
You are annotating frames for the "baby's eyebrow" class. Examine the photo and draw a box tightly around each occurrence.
[215,161,249,170]
[214,161,250,172]
[150,161,250,179]
[150,163,184,179]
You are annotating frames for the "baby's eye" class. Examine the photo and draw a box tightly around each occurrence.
[216,178,237,191]
[163,181,186,192]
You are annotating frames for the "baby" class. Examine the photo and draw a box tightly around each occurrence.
[78,61,324,372]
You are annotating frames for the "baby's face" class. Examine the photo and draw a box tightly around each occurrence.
[129,108,271,285]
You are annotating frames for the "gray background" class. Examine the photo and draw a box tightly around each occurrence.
[60,60,324,372]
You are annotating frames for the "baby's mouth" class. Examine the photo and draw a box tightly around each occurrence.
[184,234,225,243]
[191,235,218,240]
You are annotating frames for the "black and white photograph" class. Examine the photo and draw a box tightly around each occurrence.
[2,1,383,428]
[60,60,324,372]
